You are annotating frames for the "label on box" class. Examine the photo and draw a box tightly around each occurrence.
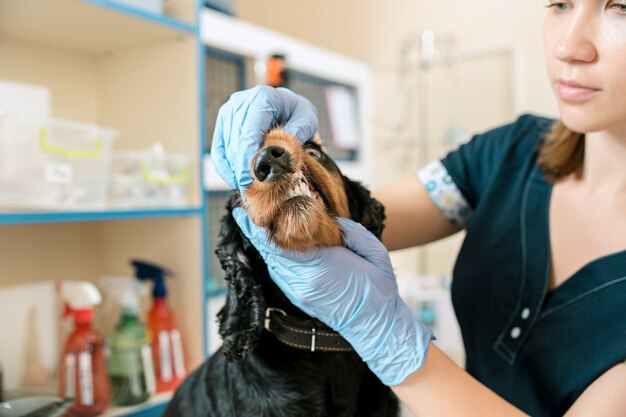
[44,162,73,185]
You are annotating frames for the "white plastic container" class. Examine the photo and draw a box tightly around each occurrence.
[0,111,117,209]
[109,145,191,208]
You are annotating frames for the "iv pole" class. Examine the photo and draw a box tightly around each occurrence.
[374,32,520,276]
[417,31,435,276]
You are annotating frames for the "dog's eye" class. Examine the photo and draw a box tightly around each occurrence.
[306,149,323,160]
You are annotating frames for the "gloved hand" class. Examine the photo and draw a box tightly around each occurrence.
[211,86,318,192]
[233,208,434,386]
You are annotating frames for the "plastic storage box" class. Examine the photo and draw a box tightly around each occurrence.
[109,145,191,208]
[0,112,117,209]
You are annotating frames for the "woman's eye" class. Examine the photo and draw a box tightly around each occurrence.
[609,2,626,13]
[306,149,323,159]
[545,2,569,11]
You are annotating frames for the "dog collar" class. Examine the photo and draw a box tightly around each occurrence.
[264,308,354,352]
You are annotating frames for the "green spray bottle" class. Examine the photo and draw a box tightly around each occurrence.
[100,277,155,406]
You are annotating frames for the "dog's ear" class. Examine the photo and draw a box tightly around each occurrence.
[341,177,386,239]
[214,193,266,362]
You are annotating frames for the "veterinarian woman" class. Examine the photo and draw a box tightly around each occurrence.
[210,1,626,416]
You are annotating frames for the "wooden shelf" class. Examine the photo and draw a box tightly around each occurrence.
[0,0,196,56]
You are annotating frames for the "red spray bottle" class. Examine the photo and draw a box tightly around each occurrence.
[58,281,111,416]
[131,260,186,393]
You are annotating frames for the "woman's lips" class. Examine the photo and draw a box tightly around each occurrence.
[556,79,601,102]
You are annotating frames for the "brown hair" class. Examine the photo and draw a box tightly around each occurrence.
[538,121,585,181]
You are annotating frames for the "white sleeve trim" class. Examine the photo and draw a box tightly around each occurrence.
[417,160,472,228]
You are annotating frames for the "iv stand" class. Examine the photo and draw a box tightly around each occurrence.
[417,31,435,276]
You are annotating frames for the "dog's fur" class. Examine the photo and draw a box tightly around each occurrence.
[164,130,398,417]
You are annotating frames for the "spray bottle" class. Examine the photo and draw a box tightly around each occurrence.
[131,260,186,393]
[58,281,111,416]
[100,277,155,406]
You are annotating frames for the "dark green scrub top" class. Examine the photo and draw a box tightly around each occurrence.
[438,114,626,416]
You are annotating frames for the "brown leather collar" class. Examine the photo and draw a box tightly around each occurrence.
[264,308,354,352]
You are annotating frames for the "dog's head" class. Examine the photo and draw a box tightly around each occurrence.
[216,130,385,361]
[244,129,383,247]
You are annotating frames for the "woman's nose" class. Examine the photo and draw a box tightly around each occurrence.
[552,18,598,64]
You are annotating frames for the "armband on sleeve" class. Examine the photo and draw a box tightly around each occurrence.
[417,160,472,228]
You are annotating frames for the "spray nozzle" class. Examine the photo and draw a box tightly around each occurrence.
[131,260,173,299]
[62,304,74,319]
[57,281,102,324]
[99,276,148,315]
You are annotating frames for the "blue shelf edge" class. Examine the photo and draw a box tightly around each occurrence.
[82,0,198,34]
[115,401,169,417]
[0,207,204,225]
[206,286,227,298]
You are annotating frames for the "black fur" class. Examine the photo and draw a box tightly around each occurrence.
[163,176,397,417]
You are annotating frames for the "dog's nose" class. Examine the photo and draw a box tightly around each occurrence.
[253,146,291,182]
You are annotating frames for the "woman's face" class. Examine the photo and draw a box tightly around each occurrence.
[543,0,626,134]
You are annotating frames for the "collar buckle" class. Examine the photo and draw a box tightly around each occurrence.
[264,307,286,331]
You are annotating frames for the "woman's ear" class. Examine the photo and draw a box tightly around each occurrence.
[215,193,266,362]
[341,177,386,240]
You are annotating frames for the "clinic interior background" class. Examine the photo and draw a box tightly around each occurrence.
[236,0,559,280]
[0,0,562,403]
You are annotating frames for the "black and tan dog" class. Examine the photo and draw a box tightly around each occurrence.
[164,130,398,417]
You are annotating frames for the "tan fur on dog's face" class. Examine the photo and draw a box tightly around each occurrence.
[244,130,349,250]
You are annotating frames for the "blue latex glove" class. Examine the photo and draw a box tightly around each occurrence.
[211,86,318,192]
[233,208,434,386]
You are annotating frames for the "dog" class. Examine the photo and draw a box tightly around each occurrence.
[163,130,399,417]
